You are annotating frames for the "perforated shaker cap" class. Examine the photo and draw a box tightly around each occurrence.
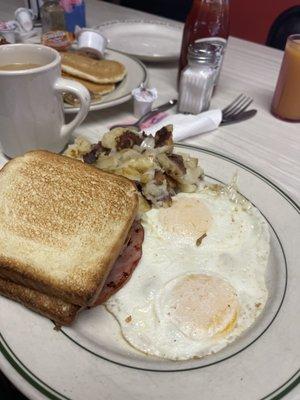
[187,42,219,65]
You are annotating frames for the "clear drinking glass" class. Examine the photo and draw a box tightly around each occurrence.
[271,34,300,122]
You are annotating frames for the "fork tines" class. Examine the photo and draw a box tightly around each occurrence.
[222,94,253,119]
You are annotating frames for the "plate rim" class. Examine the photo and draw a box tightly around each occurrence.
[63,49,148,114]
[94,18,183,61]
[1,329,299,400]
[0,144,299,400]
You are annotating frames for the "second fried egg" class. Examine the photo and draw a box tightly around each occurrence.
[106,185,270,360]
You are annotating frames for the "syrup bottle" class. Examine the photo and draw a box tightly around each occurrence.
[179,0,230,76]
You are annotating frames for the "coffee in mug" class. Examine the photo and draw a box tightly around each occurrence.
[0,63,41,71]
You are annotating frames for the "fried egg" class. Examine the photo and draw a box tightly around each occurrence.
[106,184,270,360]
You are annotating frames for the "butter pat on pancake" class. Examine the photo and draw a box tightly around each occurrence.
[61,52,126,84]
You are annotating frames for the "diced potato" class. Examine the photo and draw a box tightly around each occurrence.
[63,125,205,212]
[142,179,172,208]
[179,165,203,185]
[140,170,155,184]
[178,183,198,193]
[125,156,154,173]
[115,166,141,181]
[119,148,141,161]
[64,137,92,160]
[157,153,185,181]
[165,174,178,194]
[96,154,119,170]
[181,153,199,169]
[152,144,173,155]
[101,128,127,150]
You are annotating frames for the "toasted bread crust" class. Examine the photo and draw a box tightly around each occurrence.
[0,277,80,325]
[0,151,138,306]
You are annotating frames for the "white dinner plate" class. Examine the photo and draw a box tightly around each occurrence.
[94,20,183,62]
[0,144,299,400]
[64,49,148,114]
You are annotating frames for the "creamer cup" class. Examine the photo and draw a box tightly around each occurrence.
[132,86,158,118]
[15,8,34,32]
[77,28,107,59]
[0,21,20,43]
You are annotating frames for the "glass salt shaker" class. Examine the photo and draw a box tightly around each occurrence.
[178,42,218,114]
[41,0,66,33]
[202,39,227,86]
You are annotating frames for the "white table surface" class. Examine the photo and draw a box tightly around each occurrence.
[0,1,299,400]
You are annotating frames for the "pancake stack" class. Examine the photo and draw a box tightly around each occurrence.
[61,52,126,105]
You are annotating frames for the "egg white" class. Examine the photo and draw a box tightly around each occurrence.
[106,185,270,360]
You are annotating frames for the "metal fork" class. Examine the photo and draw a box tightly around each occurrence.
[221,94,254,121]
[110,94,255,131]
[220,109,257,126]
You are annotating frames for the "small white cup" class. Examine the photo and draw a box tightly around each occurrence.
[77,28,108,59]
[0,20,19,43]
[132,86,158,118]
[0,29,16,43]
[15,8,34,32]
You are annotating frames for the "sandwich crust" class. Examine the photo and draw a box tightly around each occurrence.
[0,151,138,306]
[0,277,80,325]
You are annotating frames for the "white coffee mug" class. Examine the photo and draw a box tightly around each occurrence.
[0,44,90,158]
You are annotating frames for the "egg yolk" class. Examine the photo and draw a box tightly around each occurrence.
[158,197,212,241]
[161,274,239,340]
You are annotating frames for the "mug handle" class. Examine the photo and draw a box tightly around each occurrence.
[27,9,34,18]
[54,77,91,140]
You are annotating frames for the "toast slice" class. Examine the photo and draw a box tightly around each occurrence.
[61,52,126,84]
[0,276,80,326]
[0,151,138,306]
